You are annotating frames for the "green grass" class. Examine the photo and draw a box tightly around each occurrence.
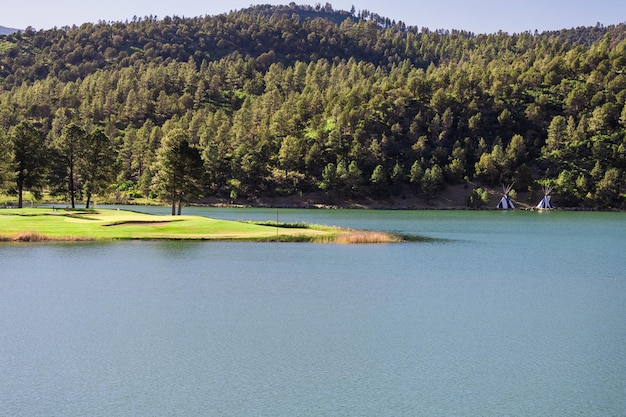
[0,208,405,243]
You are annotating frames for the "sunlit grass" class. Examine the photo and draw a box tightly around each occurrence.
[0,208,411,243]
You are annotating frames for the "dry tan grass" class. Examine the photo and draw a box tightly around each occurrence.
[0,232,94,242]
[326,230,404,244]
[15,232,49,242]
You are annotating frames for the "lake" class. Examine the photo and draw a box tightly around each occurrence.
[1,208,625,416]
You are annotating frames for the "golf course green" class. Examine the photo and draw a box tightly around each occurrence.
[0,208,403,243]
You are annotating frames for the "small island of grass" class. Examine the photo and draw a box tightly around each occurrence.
[0,208,413,243]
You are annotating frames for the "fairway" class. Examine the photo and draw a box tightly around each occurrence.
[0,208,401,243]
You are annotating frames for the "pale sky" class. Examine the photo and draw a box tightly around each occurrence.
[2,0,625,34]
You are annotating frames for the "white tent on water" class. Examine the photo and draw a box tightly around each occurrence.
[536,186,555,209]
[497,183,515,209]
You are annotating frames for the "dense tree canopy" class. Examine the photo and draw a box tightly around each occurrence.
[0,4,624,208]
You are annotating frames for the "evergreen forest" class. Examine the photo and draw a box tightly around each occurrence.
[1,4,625,210]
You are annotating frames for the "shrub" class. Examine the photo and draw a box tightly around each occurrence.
[467,187,490,208]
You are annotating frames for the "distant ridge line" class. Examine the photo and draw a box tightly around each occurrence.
[0,25,19,35]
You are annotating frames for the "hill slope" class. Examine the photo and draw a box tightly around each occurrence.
[0,4,624,209]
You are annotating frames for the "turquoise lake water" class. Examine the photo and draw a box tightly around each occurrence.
[1,208,625,416]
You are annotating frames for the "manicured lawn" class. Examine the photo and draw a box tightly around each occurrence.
[0,208,385,242]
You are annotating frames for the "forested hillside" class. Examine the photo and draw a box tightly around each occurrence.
[1,4,625,209]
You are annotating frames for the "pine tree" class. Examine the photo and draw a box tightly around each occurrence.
[55,123,87,208]
[151,129,204,215]
[79,128,117,208]
[10,121,48,208]
[0,128,16,193]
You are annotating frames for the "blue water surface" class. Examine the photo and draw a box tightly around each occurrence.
[1,209,625,416]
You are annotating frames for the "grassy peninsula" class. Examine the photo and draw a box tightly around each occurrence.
[0,208,404,243]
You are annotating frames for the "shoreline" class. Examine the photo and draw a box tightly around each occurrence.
[192,189,616,212]
[3,183,622,211]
